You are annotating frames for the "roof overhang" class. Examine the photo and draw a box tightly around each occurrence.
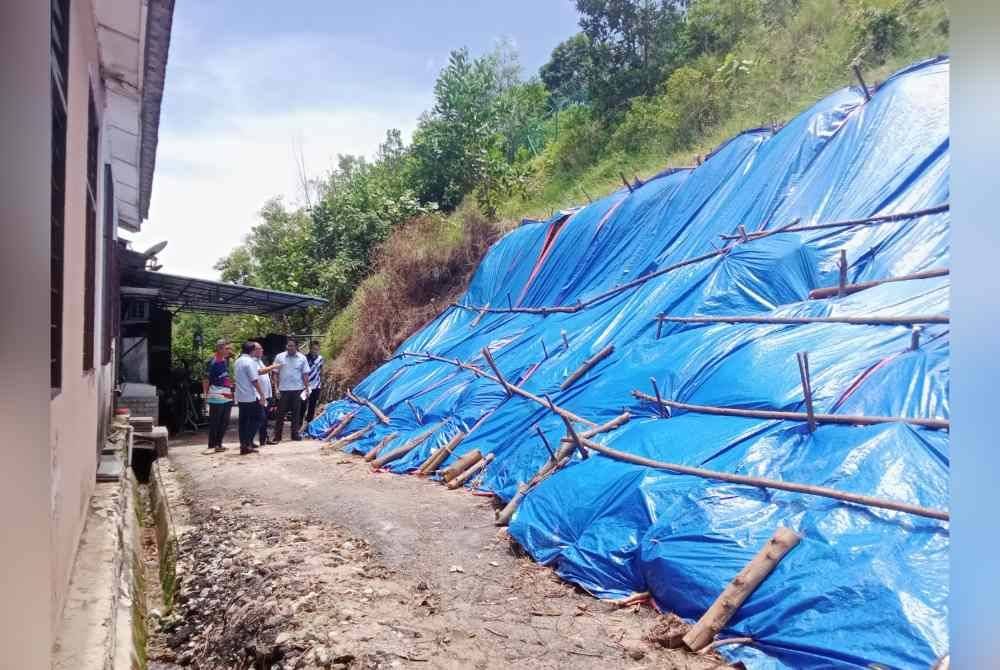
[121,268,329,315]
[95,0,174,232]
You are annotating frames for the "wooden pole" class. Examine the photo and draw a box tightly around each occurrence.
[560,344,615,390]
[321,410,358,440]
[416,430,467,476]
[910,326,922,351]
[363,431,397,461]
[652,314,949,326]
[481,347,512,396]
[506,293,513,310]
[837,249,848,297]
[650,378,666,418]
[447,453,494,490]
[540,339,549,359]
[561,330,570,350]
[370,423,441,469]
[496,483,529,526]
[351,393,390,425]
[683,527,801,651]
[796,352,816,433]
[852,63,871,101]
[632,390,949,430]
[655,318,664,340]
[470,303,490,327]
[405,399,423,425]
[547,394,588,459]
[441,449,483,482]
[575,433,949,521]
[325,421,374,451]
[738,225,749,243]
[620,173,633,193]
[534,425,555,460]
[808,268,949,300]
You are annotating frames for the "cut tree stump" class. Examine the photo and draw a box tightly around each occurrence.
[683,527,800,651]
[441,449,483,482]
[416,430,466,476]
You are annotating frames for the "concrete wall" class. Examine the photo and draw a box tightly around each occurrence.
[0,2,56,666]
[48,0,117,634]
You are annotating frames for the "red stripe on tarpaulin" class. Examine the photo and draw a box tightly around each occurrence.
[514,213,572,307]
[829,351,901,412]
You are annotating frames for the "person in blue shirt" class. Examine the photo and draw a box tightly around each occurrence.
[299,340,325,427]
[202,339,233,452]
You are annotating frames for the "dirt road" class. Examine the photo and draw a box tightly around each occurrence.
[151,433,724,669]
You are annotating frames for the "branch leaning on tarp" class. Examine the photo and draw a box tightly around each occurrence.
[450,204,950,317]
[400,350,949,522]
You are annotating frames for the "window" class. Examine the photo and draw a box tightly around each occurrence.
[51,0,70,390]
[101,164,117,365]
[83,86,98,371]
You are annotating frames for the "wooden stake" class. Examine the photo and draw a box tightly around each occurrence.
[363,431,397,461]
[481,347,512,396]
[416,430,467,476]
[560,344,615,390]
[547,395,588,460]
[558,412,631,443]
[470,303,490,327]
[852,63,871,101]
[447,453,494,490]
[350,393,390,425]
[620,173,633,193]
[683,527,801,651]
[910,326,923,351]
[496,483,529,526]
[326,421,374,451]
[632,390,949,431]
[808,267,949,300]
[534,425,555,460]
[321,410,358,440]
[370,423,441,469]
[650,378,666,418]
[441,449,483,482]
[796,352,816,433]
[406,399,423,425]
[561,330,570,350]
[655,318,664,340]
[540,339,549,359]
[506,293,513,309]
[838,249,848,297]
[738,225,749,243]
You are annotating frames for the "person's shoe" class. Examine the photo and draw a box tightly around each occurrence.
[267,439,279,445]
[292,435,302,441]
[214,446,227,452]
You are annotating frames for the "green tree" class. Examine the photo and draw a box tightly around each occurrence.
[540,33,592,108]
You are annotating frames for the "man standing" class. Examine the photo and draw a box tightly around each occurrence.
[202,339,233,453]
[299,340,325,427]
[234,341,267,455]
[273,338,311,442]
[253,342,280,447]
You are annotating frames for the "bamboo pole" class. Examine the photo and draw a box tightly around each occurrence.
[560,344,615,390]
[363,431,397,461]
[416,430,467,476]
[441,449,483,482]
[631,390,950,430]
[652,314,949,326]
[683,527,801,651]
[321,410,358,440]
[808,268,949,300]
[371,423,442,469]
[575,433,949,521]
[447,453,494,490]
[796,352,816,433]
[329,422,375,452]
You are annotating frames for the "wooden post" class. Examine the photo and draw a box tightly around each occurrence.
[910,326,922,351]
[363,431,397,461]
[534,425,555,460]
[620,173,633,193]
[561,330,569,351]
[738,225,749,243]
[349,393,389,425]
[808,267,949,300]
[496,483,529,526]
[650,378,666,418]
[547,395,588,460]
[441,449,483,482]
[852,63,871,101]
[321,410,358,440]
[796,352,816,433]
[560,344,615,390]
[328,422,375,451]
[371,423,441,469]
[540,339,549,359]
[655,317,664,340]
[470,303,490,327]
[406,399,423,425]
[416,430,467,476]
[447,453,494,490]
[837,249,848,297]
[506,293,513,310]
[481,347,512,395]
[582,188,593,203]
[683,527,801,651]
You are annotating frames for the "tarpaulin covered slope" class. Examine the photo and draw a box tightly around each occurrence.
[310,56,949,668]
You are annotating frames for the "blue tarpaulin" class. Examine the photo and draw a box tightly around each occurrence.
[309,56,950,668]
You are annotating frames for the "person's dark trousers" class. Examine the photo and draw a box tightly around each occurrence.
[258,400,272,446]
[299,387,321,426]
[207,402,231,448]
[238,402,261,452]
[274,390,303,441]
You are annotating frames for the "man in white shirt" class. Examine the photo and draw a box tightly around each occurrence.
[234,341,267,455]
[272,338,311,442]
[253,343,280,447]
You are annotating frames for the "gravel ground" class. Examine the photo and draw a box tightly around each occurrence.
[147,430,728,670]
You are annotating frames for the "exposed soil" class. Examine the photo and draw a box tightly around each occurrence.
[146,428,727,669]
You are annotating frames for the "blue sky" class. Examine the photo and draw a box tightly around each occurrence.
[127,1,581,278]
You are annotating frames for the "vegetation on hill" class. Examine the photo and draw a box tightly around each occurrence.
[174,0,948,389]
